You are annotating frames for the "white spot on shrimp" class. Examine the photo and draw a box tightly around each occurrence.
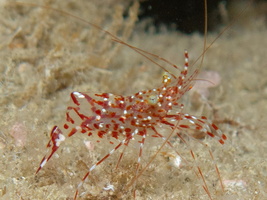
[55,134,65,147]
[189,120,195,124]
[77,182,83,189]
[109,149,115,154]
[166,96,172,100]
[73,92,85,98]
[89,164,96,172]
[102,108,107,113]
[96,115,101,121]
[40,159,47,168]
[120,116,126,120]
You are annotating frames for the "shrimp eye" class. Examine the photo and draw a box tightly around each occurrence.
[162,72,172,84]
[147,95,158,105]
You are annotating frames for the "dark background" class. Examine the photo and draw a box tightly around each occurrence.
[138,0,266,34]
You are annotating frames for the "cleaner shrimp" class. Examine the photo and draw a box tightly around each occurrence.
[4,0,252,199]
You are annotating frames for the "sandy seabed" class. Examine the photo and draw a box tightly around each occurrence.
[0,0,267,199]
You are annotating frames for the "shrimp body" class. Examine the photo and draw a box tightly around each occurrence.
[36,50,188,170]
[36,48,226,199]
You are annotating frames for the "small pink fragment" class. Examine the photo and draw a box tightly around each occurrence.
[84,140,95,151]
[9,122,27,147]
[192,70,221,98]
